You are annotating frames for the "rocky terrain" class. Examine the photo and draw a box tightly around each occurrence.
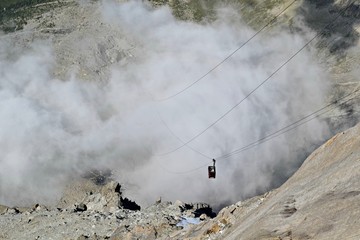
[1,114,360,240]
[0,176,216,239]
[168,122,360,239]
[1,0,360,239]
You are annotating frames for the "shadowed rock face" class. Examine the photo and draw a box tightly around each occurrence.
[171,122,360,239]
[299,0,360,54]
[119,197,141,211]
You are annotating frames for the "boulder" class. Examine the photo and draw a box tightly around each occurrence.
[74,203,87,212]
[58,179,122,212]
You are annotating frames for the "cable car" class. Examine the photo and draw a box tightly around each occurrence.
[208,159,216,178]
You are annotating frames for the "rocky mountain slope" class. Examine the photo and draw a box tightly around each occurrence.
[1,115,360,240]
[0,0,360,239]
[169,122,360,240]
[0,176,216,239]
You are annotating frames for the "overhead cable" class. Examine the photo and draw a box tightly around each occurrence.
[163,89,360,174]
[157,1,356,156]
[156,110,213,160]
[217,92,359,160]
[157,0,298,101]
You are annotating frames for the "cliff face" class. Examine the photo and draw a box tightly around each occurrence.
[170,122,360,240]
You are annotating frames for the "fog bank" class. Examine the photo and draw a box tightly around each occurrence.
[0,0,331,208]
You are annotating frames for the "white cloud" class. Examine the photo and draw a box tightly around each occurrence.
[0,0,331,209]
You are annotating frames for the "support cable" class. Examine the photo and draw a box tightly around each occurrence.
[156,1,356,156]
[161,87,360,174]
[157,0,298,101]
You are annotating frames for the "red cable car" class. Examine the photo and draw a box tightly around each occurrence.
[208,159,216,178]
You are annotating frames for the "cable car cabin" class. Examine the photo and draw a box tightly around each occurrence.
[208,166,216,178]
[208,159,216,179]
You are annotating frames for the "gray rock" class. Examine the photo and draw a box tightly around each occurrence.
[84,193,107,212]
[173,122,360,239]
[58,179,122,212]
[199,214,207,221]
[174,200,184,208]
[32,204,47,212]
[6,208,19,215]
[0,205,8,215]
[115,210,127,220]
[75,203,87,212]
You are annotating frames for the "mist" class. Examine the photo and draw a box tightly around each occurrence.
[0,0,331,209]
